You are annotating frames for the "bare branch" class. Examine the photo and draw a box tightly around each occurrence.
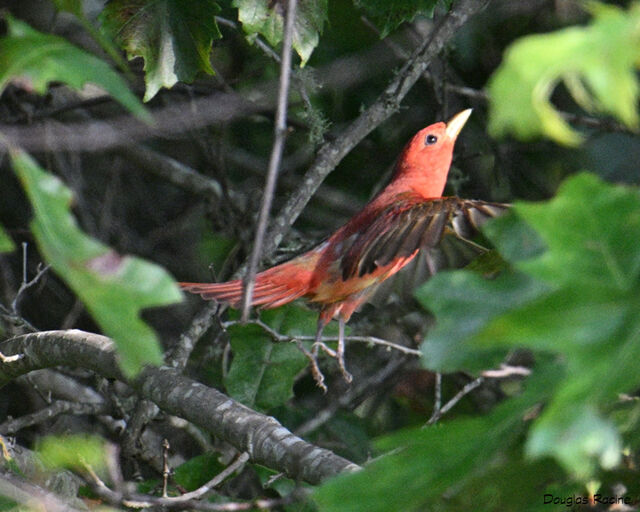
[165,452,249,503]
[221,318,422,356]
[241,0,298,321]
[0,400,107,434]
[119,145,226,201]
[426,376,485,426]
[0,91,262,153]
[482,364,532,378]
[0,471,86,512]
[0,330,360,484]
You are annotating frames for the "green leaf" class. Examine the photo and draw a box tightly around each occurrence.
[174,453,226,491]
[10,149,182,377]
[37,434,107,473]
[418,172,640,479]
[100,0,222,102]
[224,305,314,411]
[0,15,149,122]
[527,404,622,480]
[353,0,440,38]
[417,268,549,372]
[51,0,130,73]
[233,0,328,66]
[513,173,640,290]
[0,225,14,254]
[488,3,640,145]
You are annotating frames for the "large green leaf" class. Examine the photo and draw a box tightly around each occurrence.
[10,148,182,376]
[488,3,640,145]
[224,305,314,411]
[353,0,441,38]
[100,0,222,102]
[314,364,564,512]
[233,0,328,66]
[0,16,149,121]
[0,225,14,254]
[418,173,640,478]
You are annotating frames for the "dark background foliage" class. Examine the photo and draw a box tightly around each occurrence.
[1,0,640,510]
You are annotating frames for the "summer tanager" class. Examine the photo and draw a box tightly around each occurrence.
[181,109,506,386]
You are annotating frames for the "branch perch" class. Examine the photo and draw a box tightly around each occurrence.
[0,330,360,485]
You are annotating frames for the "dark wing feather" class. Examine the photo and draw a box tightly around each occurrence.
[340,197,509,281]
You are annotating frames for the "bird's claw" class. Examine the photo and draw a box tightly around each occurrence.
[311,340,352,385]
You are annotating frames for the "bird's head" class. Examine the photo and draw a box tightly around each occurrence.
[391,109,472,198]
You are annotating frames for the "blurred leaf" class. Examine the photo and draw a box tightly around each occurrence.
[10,149,182,376]
[100,0,222,101]
[481,211,546,263]
[513,173,640,289]
[417,269,549,372]
[354,0,440,38]
[463,249,508,277]
[225,305,311,411]
[0,15,150,122]
[527,404,622,480]
[37,434,107,473]
[233,0,328,65]
[419,172,640,479]
[0,225,14,253]
[314,364,562,512]
[488,3,640,145]
[0,497,18,511]
[51,0,130,73]
[174,453,226,491]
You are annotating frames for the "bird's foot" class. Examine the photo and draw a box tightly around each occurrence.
[312,341,336,358]
[336,340,353,384]
[296,340,328,393]
[312,340,352,384]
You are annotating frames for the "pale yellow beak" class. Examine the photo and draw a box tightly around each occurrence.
[445,108,473,139]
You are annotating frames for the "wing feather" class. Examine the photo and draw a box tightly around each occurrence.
[339,197,508,281]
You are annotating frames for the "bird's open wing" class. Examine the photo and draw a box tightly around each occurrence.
[339,198,508,280]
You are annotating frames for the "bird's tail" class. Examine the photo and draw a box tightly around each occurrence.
[180,253,319,309]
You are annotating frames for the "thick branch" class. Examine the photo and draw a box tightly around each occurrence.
[0,330,360,485]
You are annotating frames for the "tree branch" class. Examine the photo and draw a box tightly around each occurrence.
[240,0,298,321]
[0,330,360,485]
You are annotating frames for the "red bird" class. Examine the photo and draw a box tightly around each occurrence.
[181,110,506,387]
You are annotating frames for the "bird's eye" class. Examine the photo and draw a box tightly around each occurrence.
[425,134,438,145]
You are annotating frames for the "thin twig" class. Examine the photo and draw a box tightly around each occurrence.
[241,0,298,321]
[433,372,442,415]
[221,318,422,356]
[426,376,485,426]
[11,244,51,314]
[162,439,171,498]
[0,400,106,434]
[165,452,250,503]
[482,364,531,378]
